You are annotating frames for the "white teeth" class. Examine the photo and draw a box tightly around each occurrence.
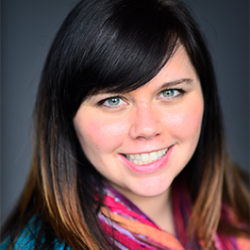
[149,151,157,161]
[157,150,163,158]
[130,154,135,160]
[135,154,140,160]
[126,147,169,165]
[141,153,149,161]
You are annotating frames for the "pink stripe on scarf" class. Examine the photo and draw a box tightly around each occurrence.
[104,195,159,228]
[101,221,155,250]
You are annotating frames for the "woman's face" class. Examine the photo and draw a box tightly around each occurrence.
[74,46,204,199]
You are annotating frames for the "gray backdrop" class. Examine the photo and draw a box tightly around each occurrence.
[1,0,249,224]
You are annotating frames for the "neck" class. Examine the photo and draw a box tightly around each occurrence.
[108,183,176,235]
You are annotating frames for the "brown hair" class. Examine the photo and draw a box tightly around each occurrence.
[2,0,249,249]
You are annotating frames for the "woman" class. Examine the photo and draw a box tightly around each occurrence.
[1,0,249,249]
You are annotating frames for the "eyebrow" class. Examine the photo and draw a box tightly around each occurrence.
[160,78,193,89]
[91,78,194,98]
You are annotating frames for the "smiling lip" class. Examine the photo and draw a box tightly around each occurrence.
[117,146,174,174]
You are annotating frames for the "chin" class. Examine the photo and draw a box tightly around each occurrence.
[126,175,174,198]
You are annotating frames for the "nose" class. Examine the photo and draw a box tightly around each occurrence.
[129,103,162,140]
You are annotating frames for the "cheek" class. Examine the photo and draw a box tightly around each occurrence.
[75,114,129,153]
[162,101,203,140]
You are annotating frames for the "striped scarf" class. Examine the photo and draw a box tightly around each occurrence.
[98,184,249,250]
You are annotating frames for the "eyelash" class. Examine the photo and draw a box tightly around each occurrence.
[97,88,185,108]
[97,96,126,108]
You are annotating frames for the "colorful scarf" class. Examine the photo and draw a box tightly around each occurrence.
[98,184,249,250]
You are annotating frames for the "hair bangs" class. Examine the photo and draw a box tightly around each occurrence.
[64,0,181,116]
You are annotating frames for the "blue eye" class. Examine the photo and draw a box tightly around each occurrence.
[160,89,183,98]
[107,97,120,106]
[163,89,177,97]
[103,97,126,107]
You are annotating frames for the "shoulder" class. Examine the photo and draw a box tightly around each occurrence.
[1,227,37,250]
[0,219,71,250]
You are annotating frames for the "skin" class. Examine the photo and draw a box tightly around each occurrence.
[73,46,204,233]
